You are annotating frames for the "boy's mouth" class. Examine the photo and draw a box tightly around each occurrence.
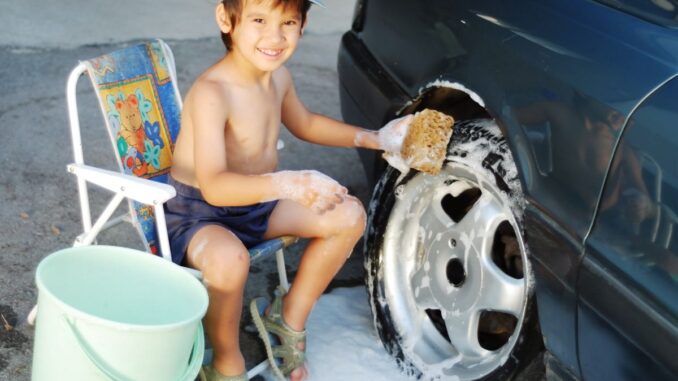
[257,48,284,58]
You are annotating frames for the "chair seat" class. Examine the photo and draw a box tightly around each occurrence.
[249,236,298,263]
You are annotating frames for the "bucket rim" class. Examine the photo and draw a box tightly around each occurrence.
[36,245,208,332]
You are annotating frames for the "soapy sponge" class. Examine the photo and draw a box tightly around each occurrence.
[399,109,455,175]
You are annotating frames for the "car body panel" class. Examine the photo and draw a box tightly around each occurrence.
[338,32,411,183]
[338,0,678,378]
[579,76,678,380]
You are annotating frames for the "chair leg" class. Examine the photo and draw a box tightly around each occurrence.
[275,249,289,292]
[247,360,270,380]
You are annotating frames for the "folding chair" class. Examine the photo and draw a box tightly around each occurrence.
[29,39,297,379]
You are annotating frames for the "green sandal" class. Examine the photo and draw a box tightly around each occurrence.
[198,364,248,381]
[250,286,306,381]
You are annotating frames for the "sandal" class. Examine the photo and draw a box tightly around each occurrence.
[199,364,248,381]
[250,286,306,381]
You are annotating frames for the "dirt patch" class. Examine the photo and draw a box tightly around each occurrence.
[0,305,28,350]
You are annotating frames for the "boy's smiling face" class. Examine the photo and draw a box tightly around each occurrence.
[218,0,305,73]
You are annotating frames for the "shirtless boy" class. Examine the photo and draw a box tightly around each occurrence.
[164,1,411,380]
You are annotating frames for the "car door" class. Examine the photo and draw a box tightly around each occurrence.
[579,77,678,380]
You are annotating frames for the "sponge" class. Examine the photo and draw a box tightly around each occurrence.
[399,109,455,175]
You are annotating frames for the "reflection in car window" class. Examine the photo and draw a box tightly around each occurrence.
[595,0,678,27]
[593,82,678,316]
[512,91,624,214]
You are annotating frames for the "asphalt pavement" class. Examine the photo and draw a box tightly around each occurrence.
[0,1,364,379]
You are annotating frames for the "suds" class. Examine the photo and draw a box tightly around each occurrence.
[261,287,416,381]
[421,80,486,108]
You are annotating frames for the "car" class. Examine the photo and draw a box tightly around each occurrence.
[337,0,678,380]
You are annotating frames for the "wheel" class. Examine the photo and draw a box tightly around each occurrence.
[364,119,542,380]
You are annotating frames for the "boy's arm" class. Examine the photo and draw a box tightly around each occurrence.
[280,68,381,150]
[189,83,347,213]
[280,68,413,153]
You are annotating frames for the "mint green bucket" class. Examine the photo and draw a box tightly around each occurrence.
[31,246,208,381]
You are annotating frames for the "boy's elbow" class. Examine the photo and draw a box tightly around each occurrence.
[195,178,221,206]
[198,187,217,206]
[201,189,220,206]
[285,113,314,140]
[288,128,310,142]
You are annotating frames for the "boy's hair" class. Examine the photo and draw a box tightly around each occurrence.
[220,0,313,50]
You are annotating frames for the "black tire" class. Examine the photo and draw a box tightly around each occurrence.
[364,119,543,380]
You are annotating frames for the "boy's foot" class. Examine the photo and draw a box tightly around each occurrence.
[250,286,307,381]
[199,364,248,381]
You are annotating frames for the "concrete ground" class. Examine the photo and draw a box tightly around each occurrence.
[0,1,364,379]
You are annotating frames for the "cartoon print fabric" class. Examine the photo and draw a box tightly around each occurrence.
[84,41,181,257]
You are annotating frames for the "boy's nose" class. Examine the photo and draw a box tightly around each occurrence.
[265,25,285,43]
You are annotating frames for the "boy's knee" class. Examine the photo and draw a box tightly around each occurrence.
[348,196,367,225]
[336,196,367,237]
[202,247,250,290]
[313,196,366,239]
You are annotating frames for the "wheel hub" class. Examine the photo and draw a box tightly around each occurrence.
[446,258,465,287]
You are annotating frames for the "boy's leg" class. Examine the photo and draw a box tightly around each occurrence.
[264,196,366,381]
[262,196,366,380]
[187,225,250,377]
[264,196,366,328]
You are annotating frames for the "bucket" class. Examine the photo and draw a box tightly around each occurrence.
[31,245,208,381]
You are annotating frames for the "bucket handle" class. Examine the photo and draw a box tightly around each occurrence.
[177,323,205,381]
[65,316,205,381]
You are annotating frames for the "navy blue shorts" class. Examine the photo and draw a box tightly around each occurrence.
[164,176,278,265]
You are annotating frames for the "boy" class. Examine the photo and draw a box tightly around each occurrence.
[164,1,412,380]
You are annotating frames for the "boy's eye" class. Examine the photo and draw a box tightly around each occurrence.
[253,18,264,23]
[283,20,298,26]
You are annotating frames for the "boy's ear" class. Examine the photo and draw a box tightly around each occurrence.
[215,3,232,34]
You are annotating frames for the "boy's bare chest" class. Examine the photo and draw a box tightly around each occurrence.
[224,92,282,171]
[227,98,280,144]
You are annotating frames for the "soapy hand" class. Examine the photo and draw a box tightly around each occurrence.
[378,114,414,153]
[271,170,348,214]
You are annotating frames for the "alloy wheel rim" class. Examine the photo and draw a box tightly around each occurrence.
[381,163,528,380]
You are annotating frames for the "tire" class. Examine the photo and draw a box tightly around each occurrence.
[364,119,543,380]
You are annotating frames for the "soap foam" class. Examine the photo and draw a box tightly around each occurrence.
[261,287,416,381]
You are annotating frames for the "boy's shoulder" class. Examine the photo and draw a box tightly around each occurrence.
[185,65,295,115]
[186,70,232,109]
[191,65,293,96]
[273,65,293,87]
[183,72,233,126]
[191,72,231,101]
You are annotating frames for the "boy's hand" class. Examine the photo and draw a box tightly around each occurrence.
[377,114,414,153]
[271,170,348,214]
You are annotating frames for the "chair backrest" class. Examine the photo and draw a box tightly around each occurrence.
[83,40,182,256]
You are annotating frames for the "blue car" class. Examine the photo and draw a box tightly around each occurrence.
[338,1,678,380]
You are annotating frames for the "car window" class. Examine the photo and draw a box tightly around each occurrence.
[591,78,678,315]
[595,0,678,27]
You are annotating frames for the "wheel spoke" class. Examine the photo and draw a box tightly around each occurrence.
[445,309,488,359]
[455,192,500,242]
[419,198,459,261]
[478,259,525,317]
[411,263,438,309]
[420,199,455,235]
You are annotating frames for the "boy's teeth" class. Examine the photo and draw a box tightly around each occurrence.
[259,48,281,56]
